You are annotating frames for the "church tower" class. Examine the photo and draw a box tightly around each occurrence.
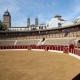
[27,16,30,30]
[35,17,38,29]
[3,10,11,29]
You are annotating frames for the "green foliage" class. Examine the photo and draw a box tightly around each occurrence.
[0,20,5,31]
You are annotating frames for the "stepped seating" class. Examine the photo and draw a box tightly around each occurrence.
[0,40,15,46]
[43,37,76,46]
[16,39,41,45]
[0,38,77,46]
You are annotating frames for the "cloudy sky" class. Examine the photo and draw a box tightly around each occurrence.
[0,0,80,27]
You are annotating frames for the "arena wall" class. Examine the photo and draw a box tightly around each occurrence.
[0,23,80,59]
[0,45,80,59]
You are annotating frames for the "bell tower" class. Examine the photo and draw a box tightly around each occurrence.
[3,10,11,29]
[27,16,30,30]
[35,17,38,28]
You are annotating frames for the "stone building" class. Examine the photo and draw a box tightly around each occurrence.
[3,10,11,29]
[27,16,39,30]
[3,10,39,31]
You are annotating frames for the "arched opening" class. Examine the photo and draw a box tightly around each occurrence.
[77,40,80,47]
[41,38,45,42]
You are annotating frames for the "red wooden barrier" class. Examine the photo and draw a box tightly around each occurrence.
[0,45,80,57]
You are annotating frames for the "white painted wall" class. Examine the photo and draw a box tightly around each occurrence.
[46,17,74,29]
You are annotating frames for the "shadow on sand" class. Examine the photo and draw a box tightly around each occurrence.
[72,73,80,80]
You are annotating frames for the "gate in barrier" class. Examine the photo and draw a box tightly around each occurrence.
[69,44,75,53]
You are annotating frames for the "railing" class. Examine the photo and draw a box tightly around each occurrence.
[0,45,80,57]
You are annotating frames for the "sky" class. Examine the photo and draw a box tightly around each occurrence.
[0,0,80,27]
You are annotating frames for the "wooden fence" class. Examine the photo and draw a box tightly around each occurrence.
[0,45,80,56]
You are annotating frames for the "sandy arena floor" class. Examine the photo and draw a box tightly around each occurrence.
[0,50,80,80]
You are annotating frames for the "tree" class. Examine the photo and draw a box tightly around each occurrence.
[0,20,5,30]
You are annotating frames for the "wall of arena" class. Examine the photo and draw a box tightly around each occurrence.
[0,23,80,40]
[0,30,80,40]
[0,45,80,59]
[0,23,80,59]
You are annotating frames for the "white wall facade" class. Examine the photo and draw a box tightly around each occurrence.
[46,17,74,29]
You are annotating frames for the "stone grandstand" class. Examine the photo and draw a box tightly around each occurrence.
[0,38,77,46]
[0,22,80,47]
[0,10,80,48]
[0,22,80,57]
[0,37,79,48]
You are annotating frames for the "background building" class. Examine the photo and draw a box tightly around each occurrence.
[3,10,11,29]
[39,23,46,30]
[2,10,80,31]
[27,16,39,30]
[27,16,30,30]
[2,10,40,31]
[46,15,74,29]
